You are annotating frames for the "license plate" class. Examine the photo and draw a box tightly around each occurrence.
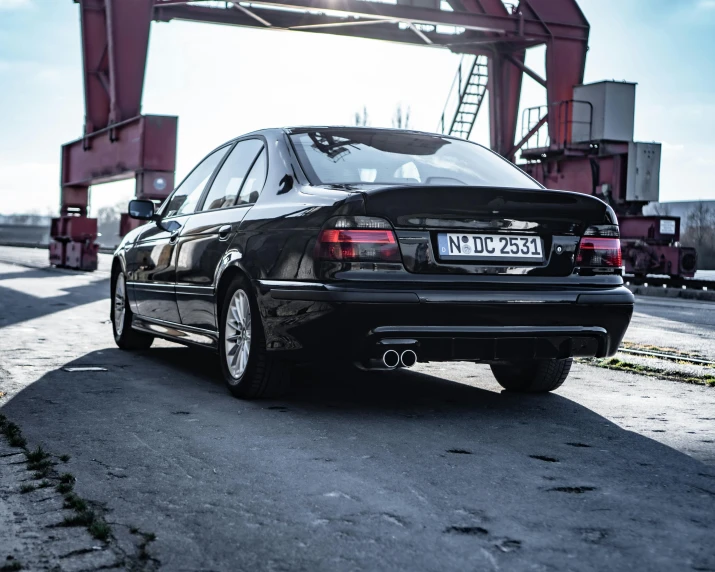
[437,233,544,260]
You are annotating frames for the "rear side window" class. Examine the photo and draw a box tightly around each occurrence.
[201,139,264,211]
[237,149,267,205]
[163,146,229,217]
[290,129,541,189]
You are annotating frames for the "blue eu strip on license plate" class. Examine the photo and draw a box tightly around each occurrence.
[437,233,544,260]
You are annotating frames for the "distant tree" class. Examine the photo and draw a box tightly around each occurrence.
[684,202,715,249]
[96,203,122,226]
[96,201,126,247]
[5,212,51,226]
[650,202,672,216]
[392,104,411,129]
[354,106,369,127]
[22,210,48,226]
[681,201,715,270]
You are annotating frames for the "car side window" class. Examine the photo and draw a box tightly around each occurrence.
[237,148,268,206]
[201,139,264,211]
[162,146,229,218]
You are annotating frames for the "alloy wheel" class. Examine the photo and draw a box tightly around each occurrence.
[225,289,252,381]
[114,274,126,336]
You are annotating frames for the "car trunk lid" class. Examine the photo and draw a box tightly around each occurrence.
[361,185,610,277]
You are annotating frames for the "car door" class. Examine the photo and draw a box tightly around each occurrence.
[126,145,230,323]
[174,138,267,330]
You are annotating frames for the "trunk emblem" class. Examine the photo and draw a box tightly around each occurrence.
[556,246,563,254]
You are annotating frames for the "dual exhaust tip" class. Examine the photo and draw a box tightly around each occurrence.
[382,349,417,369]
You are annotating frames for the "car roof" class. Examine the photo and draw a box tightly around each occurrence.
[218,126,470,150]
[230,126,457,138]
[282,126,456,139]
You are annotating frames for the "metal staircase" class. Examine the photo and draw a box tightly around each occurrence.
[438,55,489,140]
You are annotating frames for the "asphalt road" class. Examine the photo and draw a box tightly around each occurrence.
[627,296,715,360]
[0,247,714,571]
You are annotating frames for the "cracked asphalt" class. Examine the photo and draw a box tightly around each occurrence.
[0,247,714,571]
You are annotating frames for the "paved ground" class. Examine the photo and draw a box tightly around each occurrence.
[626,296,715,360]
[0,247,714,571]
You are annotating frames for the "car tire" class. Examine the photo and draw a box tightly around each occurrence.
[490,358,572,393]
[219,276,289,399]
[111,271,154,350]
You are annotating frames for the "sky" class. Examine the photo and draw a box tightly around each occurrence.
[0,0,714,215]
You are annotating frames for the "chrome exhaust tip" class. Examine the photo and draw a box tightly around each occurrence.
[400,349,417,368]
[382,349,400,369]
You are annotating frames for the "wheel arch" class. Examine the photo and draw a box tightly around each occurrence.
[111,255,125,281]
[215,262,253,323]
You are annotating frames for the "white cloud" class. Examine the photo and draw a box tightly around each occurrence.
[661,141,685,152]
[698,0,715,9]
[0,162,59,215]
[0,0,32,10]
[34,67,62,83]
[0,60,66,80]
[659,144,715,202]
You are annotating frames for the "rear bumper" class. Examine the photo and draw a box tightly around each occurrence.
[254,280,634,363]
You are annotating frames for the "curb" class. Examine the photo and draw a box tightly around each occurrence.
[628,284,715,302]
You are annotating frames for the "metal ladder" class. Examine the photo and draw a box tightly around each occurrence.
[438,55,489,140]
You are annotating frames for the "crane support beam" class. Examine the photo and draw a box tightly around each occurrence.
[79,0,154,132]
[154,5,439,47]
[504,54,546,87]
[488,50,524,160]
[153,0,589,43]
[61,115,177,196]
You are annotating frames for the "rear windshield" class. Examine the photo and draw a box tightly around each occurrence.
[289,129,541,189]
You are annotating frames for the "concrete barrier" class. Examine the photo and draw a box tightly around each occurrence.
[0,224,49,246]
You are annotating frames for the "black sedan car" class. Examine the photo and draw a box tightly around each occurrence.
[111,127,633,398]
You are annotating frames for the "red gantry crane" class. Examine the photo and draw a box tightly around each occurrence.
[52,0,695,278]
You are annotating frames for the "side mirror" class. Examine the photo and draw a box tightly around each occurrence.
[128,199,155,221]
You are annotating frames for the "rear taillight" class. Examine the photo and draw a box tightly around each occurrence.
[576,237,622,268]
[316,217,400,262]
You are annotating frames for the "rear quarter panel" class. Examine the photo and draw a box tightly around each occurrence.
[236,188,363,281]
[231,132,366,282]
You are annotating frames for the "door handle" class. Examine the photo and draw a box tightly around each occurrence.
[218,225,232,240]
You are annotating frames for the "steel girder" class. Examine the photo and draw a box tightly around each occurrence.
[80,0,155,132]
